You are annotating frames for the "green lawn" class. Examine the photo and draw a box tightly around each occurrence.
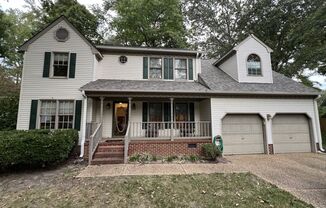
[0,164,312,208]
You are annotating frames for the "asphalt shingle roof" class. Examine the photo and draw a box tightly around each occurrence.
[80,59,319,96]
[200,59,319,95]
[80,79,210,93]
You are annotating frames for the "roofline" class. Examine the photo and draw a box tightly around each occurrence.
[96,45,203,55]
[18,15,103,59]
[213,34,273,66]
[80,88,319,97]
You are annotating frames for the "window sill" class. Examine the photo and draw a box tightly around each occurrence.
[49,76,69,79]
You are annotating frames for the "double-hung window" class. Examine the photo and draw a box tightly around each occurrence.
[247,54,262,76]
[39,100,74,129]
[53,52,69,77]
[149,58,162,79]
[40,101,56,129]
[175,59,187,80]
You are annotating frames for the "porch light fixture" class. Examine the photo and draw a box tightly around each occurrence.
[267,114,271,121]
[106,103,111,109]
[132,103,136,110]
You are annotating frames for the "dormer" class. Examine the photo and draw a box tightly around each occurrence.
[214,34,273,83]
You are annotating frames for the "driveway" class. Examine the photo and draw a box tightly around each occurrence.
[227,153,326,208]
[79,153,325,208]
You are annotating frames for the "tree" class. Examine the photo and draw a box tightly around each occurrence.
[0,7,12,58]
[184,0,326,83]
[26,0,102,43]
[0,9,35,85]
[108,0,188,48]
[184,0,245,57]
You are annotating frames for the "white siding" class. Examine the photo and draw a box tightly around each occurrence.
[219,54,238,81]
[16,20,95,144]
[96,54,199,81]
[199,99,211,121]
[210,97,319,146]
[236,38,273,83]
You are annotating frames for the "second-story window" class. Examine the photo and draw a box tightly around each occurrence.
[175,59,187,80]
[149,58,162,79]
[247,54,262,76]
[53,52,69,77]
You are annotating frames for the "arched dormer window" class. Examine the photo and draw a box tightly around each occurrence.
[247,54,262,76]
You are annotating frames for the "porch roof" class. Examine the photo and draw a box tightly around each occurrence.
[80,79,210,94]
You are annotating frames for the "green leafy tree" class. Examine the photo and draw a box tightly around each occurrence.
[1,9,35,85]
[0,94,19,130]
[108,0,188,48]
[26,0,102,42]
[184,0,326,84]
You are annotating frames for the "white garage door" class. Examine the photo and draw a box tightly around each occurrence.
[272,114,311,153]
[222,115,265,154]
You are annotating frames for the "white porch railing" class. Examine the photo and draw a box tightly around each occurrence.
[124,123,131,163]
[86,122,99,139]
[129,121,211,139]
[88,123,102,165]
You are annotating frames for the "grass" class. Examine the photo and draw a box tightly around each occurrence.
[0,164,312,208]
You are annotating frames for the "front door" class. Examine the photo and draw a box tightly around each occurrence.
[113,102,128,137]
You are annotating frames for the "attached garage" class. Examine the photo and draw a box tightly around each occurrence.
[272,114,312,153]
[222,114,265,154]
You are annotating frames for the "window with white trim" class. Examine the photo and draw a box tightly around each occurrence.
[58,101,74,129]
[175,59,187,80]
[40,100,56,129]
[149,58,162,79]
[39,100,74,129]
[53,52,69,77]
[247,54,262,76]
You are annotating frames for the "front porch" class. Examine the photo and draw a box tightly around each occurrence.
[83,96,212,164]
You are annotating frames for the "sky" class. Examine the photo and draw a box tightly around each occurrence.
[1,0,325,89]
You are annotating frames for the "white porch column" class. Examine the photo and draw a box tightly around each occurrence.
[128,97,132,121]
[100,97,104,124]
[80,94,88,158]
[170,98,174,141]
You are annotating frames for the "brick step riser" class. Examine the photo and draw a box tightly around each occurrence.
[94,153,124,159]
[91,160,123,165]
[96,148,124,153]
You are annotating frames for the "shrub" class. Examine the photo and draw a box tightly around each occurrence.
[0,94,19,130]
[0,129,78,170]
[202,143,222,160]
[166,155,178,162]
[129,153,153,163]
[189,155,200,162]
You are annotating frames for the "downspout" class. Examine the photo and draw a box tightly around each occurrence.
[313,97,325,152]
[79,90,88,158]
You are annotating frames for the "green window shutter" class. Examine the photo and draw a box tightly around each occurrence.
[168,58,173,79]
[164,58,169,79]
[43,52,51,78]
[143,57,148,79]
[74,100,82,130]
[29,100,38,129]
[189,102,195,121]
[188,59,193,80]
[163,58,174,80]
[142,102,148,129]
[69,53,77,78]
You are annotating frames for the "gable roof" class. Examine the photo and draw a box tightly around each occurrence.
[201,59,319,96]
[214,34,273,66]
[18,15,102,59]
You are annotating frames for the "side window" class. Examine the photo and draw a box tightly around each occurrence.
[175,59,187,80]
[247,54,262,76]
[40,100,56,129]
[149,57,162,79]
[53,52,69,77]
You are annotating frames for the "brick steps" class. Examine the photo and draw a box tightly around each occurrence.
[90,141,124,165]
[91,157,124,165]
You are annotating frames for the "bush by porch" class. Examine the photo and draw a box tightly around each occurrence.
[0,129,78,170]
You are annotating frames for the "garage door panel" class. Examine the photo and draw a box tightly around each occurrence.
[222,115,264,154]
[272,114,311,153]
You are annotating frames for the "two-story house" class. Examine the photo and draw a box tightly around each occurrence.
[17,16,323,164]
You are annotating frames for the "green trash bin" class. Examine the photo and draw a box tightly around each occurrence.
[213,135,223,153]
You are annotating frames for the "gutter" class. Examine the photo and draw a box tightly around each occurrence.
[79,90,87,158]
[314,97,325,152]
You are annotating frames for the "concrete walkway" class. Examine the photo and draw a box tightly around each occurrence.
[78,153,326,208]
